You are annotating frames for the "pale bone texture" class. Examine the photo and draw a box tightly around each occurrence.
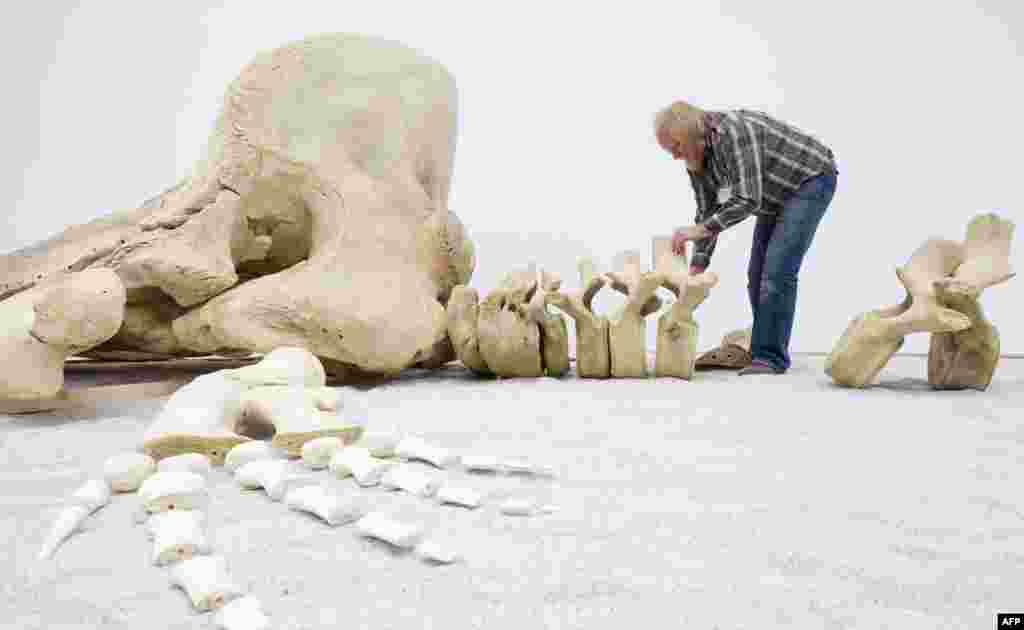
[301,436,345,469]
[546,257,612,378]
[826,238,972,387]
[651,237,718,379]
[235,460,315,500]
[0,33,474,380]
[414,540,460,564]
[157,453,213,477]
[171,555,244,612]
[145,509,206,539]
[0,269,125,399]
[138,471,208,513]
[604,251,664,377]
[141,348,361,463]
[436,485,483,509]
[499,498,558,516]
[149,509,210,566]
[501,458,555,477]
[329,447,393,486]
[381,464,440,497]
[355,430,402,458]
[224,441,285,473]
[285,485,365,526]
[215,595,270,630]
[103,452,157,492]
[394,436,460,468]
[38,479,112,560]
[461,455,502,473]
[355,512,424,549]
[445,285,490,374]
[928,213,1015,391]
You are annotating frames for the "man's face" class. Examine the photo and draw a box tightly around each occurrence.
[657,128,687,161]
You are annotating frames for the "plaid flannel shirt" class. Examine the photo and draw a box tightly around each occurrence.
[688,110,837,270]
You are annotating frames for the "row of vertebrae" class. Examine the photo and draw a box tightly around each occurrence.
[826,212,1015,389]
[446,236,719,379]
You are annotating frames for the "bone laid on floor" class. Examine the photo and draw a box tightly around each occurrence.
[381,464,440,498]
[414,540,460,564]
[436,485,483,509]
[499,498,559,516]
[501,458,556,477]
[234,460,315,501]
[38,479,112,560]
[224,441,285,473]
[461,455,502,473]
[171,555,244,612]
[355,512,424,549]
[329,447,392,487]
[149,510,210,566]
[214,595,270,630]
[301,436,345,470]
[395,436,459,468]
[138,471,208,513]
[103,452,157,492]
[157,453,212,477]
[285,485,364,526]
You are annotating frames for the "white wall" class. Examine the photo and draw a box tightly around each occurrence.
[3,1,1021,354]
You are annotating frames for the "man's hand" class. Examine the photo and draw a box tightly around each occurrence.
[671,224,712,254]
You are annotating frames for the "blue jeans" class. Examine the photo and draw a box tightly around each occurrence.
[747,171,837,371]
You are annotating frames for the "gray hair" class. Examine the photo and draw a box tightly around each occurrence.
[653,100,706,145]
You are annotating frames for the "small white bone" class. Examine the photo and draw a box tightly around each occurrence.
[356,430,402,458]
[301,437,345,470]
[145,509,207,539]
[414,540,460,564]
[499,498,558,516]
[103,452,157,492]
[234,460,314,500]
[461,455,502,473]
[381,465,440,498]
[285,485,364,526]
[501,458,555,477]
[149,510,210,566]
[436,485,483,509]
[395,436,460,468]
[171,555,244,612]
[329,447,392,487]
[355,512,423,549]
[224,441,285,473]
[39,478,113,558]
[138,471,208,513]
[157,453,212,478]
[214,595,270,630]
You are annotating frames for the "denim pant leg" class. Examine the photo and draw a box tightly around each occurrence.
[747,216,777,320]
[749,172,837,370]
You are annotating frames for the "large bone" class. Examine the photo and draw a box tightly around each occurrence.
[546,257,611,378]
[1,34,475,379]
[171,555,244,612]
[236,385,361,456]
[826,238,972,387]
[651,237,718,379]
[445,285,491,374]
[928,213,1015,390]
[604,251,664,377]
[477,266,544,377]
[0,269,125,399]
[527,269,571,377]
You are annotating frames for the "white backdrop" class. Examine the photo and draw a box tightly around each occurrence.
[3,1,1021,354]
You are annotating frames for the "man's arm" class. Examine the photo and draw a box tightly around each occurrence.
[687,169,718,272]
[700,117,763,235]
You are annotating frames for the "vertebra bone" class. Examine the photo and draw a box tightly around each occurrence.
[395,436,459,468]
[381,464,440,498]
[171,555,244,612]
[138,471,208,513]
[149,509,210,566]
[103,452,156,492]
[355,512,423,549]
[285,485,364,526]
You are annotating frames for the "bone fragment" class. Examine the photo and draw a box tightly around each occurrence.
[149,509,210,566]
[461,455,502,473]
[138,471,208,513]
[214,596,270,630]
[329,447,393,486]
[301,436,345,470]
[436,485,483,509]
[171,555,244,612]
[157,453,213,478]
[355,512,424,549]
[224,441,284,473]
[355,430,402,458]
[395,436,459,468]
[381,464,440,498]
[285,485,365,526]
[38,479,112,560]
[414,540,460,564]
